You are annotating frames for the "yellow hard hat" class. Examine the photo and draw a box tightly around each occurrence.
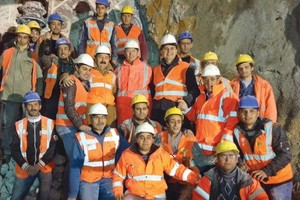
[235,54,254,66]
[131,94,149,106]
[16,24,31,35]
[215,140,239,155]
[27,21,41,30]
[203,51,219,62]
[164,107,184,121]
[121,5,134,14]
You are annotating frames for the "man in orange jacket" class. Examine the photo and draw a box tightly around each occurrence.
[233,95,293,200]
[115,40,152,125]
[113,122,200,200]
[193,140,268,200]
[230,54,277,122]
[185,64,239,173]
[11,92,56,200]
[115,5,148,64]
[157,107,199,200]
[87,44,117,126]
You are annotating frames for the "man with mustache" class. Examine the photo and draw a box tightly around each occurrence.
[11,91,56,200]
[68,103,129,200]
[185,64,239,174]
[87,45,117,127]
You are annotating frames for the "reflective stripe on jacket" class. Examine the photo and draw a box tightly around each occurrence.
[153,61,189,101]
[87,69,116,105]
[115,24,141,56]
[85,18,114,56]
[186,80,239,155]
[15,117,55,178]
[1,47,37,92]
[44,63,58,99]
[230,74,277,122]
[234,121,293,184]
[56,75,88,126]
[192,167,269,200]
[76,128,120,183]
[113,145,198,199]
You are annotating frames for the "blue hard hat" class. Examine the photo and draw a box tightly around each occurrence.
[238,95,259,109]
[23,91,41,104]
[178,31,193,42]
[48,13,64,24]
[55,38,71,49]
[96,0,110,7]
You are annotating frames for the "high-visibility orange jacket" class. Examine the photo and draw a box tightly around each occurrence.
[0,47,37,92]
[115,24,140,56]
[230,74,277,122]
[75,128,120,183]
[87,68,116,105]
[113,144,199,199]
[56,75,88,126]
[234,120,293,185]
[186,80,239,155]
[153,61,189,101]
[118,118,162,144]
[193,167,269,200]
[84,18,114,57]
[115,58,152,124]
[44,63,58,99]
[15,117,55,179]
[158,130,199,183]
[179,55,201,76]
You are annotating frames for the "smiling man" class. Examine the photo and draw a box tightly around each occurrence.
[233,95,293,200]
[193,140,268,200]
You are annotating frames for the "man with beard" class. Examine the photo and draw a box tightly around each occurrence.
[87,45,117,127]
[11,91,56,200]
[27,21,42,52]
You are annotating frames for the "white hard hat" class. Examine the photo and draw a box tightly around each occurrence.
[76,54,95,68]
[124,40,139,49]
[135,122,155,136]
[202,64,221,77]
[88,103,108,115]
[95,45,111,56]
[160,34,177,48]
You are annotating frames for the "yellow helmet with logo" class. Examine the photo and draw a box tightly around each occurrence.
[215,140,239,155]
[131,94,149,106]
[203,51,219,62]
[27,21,41,30]
[16,24,31,35]
[164,107,184,121]
[235,54,254,66]
[121,5,134,14]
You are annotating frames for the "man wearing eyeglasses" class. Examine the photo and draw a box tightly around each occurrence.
[193,140,268,200]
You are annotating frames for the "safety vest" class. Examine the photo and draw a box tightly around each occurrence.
[186,81,238,155]
[115,24,141,56]
[234,121,293,184]
[179,55,200,76]
[56,75,88,126]
[15,117,55,179]
[153,62,189,101]
[44,63,58,99]
[85,18,114,56]
[76,128,119,183]
[87,69,115,105]
[0,47,37,92]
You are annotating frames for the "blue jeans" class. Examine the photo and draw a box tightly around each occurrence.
[1,101,23,158]
[263,181,293,200]
[79,178,114,200]
[56,125,78,159]
[11,172,52,200]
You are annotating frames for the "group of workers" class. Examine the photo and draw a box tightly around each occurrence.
[0,0,296,199]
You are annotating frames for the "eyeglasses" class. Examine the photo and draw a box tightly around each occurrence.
[218,154,237,160]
